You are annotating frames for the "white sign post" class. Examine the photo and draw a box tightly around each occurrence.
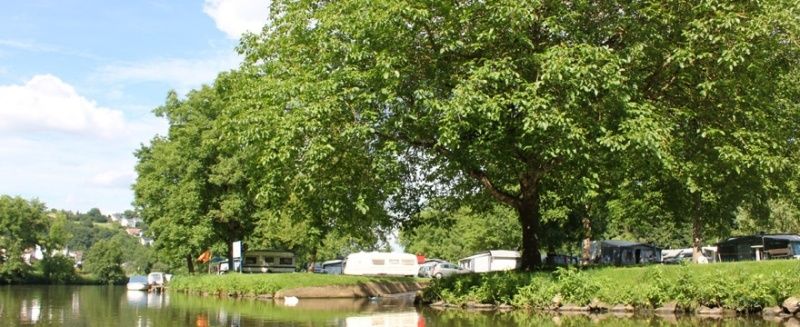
[233,241,242,272]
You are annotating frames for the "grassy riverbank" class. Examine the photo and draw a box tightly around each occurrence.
[170,273,420,297]
[423,260,800,312]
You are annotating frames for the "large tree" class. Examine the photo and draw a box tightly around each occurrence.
[239,0,800,269]
[625,1,800,261]
[241,0,710,269]
[215,65,402,268]
[134,90,217,273]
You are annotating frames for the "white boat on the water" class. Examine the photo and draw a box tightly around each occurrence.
[126,275,149,291]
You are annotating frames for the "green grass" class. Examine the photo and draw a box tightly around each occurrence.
[423,260,800,312]
[169,273,418,296]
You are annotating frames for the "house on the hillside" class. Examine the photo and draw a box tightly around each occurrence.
[458,250,520,272]
[589,240,661,265]
[120,217,142,227]
[125,228,142,237]
[716,234,800,262]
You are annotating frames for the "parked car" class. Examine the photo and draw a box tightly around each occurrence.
[662,251,691,264]
[430,262,469,279]
[417,262,437,278]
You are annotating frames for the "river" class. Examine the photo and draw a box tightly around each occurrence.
[0,285,792,326]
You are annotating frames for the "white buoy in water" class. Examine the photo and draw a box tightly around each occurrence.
[284,296,299,306]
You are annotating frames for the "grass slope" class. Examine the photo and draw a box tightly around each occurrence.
[170,273,418,296]
[424,260,800,312]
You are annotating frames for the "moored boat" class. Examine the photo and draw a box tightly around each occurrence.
[126,275,149,291]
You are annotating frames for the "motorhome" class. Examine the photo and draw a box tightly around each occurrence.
[343,252,419,276]
[242,250,295,273]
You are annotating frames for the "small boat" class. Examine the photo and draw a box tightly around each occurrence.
[126,275,149,291]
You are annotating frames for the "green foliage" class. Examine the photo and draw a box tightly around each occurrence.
[84,238,126,284]
[511,277,558,310]
[554,267,600,306]
[0,255,32,284]
[400,204,521,262]
[39,255,77,284]
[0,195,48,282]
[428,260,800,312]
[736,198,800,235]
[85,208,107,223]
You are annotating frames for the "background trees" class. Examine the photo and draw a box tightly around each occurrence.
[129,0,800,270]
[0,196,48,281]
[400,204,521,262]
[84,237,125,284]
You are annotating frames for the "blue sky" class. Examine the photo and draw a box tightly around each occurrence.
[0,0,269,214]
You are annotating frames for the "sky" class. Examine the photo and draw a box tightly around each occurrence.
[0,0,270,215]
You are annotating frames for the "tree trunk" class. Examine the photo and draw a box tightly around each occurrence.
[308,248,318,272]
[581,215,592,266]
[692,194,703,263]
[186,254,195,274]
[517,198,542,271]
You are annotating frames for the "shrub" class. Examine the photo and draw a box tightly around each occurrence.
[40,255,77,284]
[84,239,126,284]
[512,276,557,309]
[554,267,600,305]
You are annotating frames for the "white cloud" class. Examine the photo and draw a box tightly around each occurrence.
[91,169,136,188]
[203,0,270,39]
[0,75,126,138]
[0,74,167,214]
[95,54,240,92]
[0,39,104,61]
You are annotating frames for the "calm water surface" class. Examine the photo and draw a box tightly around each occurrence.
[0,285,793,326]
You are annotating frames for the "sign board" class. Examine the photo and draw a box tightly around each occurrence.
[233,241,241,259]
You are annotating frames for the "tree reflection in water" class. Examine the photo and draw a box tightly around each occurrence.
[0,286,791,326]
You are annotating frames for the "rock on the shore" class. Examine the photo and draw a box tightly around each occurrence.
[784,297,800,314]
[551,294,562,308]
[655,301,678,315]
[589,298,609,312]
[697,306,723,316]
[559,304,591,312]
[466,302,495,309]
[610,304,635,313]
[763,306,785,316]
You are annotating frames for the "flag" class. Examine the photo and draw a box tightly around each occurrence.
[197,250,211,263]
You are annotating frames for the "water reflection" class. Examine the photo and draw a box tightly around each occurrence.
[345,312,421,327]
[126,291,147,308]
[0,286,796,326]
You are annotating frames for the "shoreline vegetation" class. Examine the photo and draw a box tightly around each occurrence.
[422,260,800,316]
[167,260,800,318]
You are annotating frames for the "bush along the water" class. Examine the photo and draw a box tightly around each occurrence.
[424,260,800,313]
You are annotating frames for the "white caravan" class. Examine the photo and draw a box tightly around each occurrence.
[458,250,520,273]
[343,252,419,276]
[242,250,295,273]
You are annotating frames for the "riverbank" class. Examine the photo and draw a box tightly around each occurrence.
[169,273,426,299]
[0,271,106,285]
[422,260,800,315]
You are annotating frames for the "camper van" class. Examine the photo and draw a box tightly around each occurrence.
[343,252,419,276]
[242,250,295,273]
